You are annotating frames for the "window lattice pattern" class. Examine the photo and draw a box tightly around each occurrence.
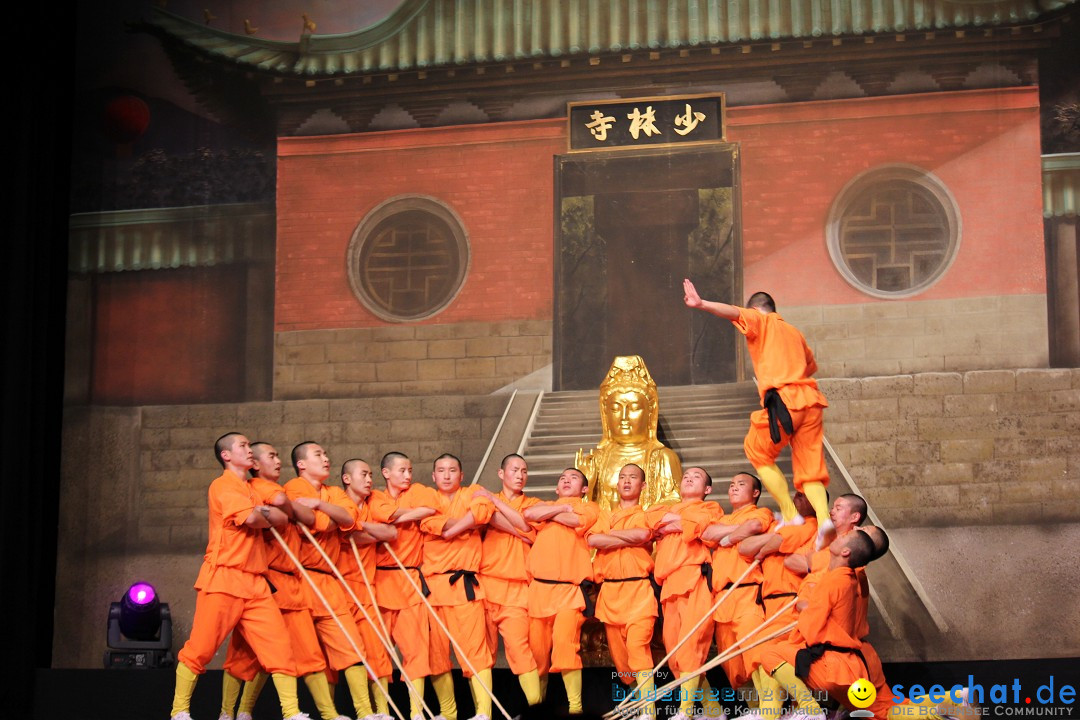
[360,210,461,318]
[837,181,952,294]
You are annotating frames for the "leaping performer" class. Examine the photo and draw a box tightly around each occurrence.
[683,279,834,548]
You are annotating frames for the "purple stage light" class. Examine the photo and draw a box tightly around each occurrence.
[127,583,156,606]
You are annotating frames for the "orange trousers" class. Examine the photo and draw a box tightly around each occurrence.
[714,588,766,688]
[485,600,537,675]
[178,591,295,675]
[383,604,432,679]
[225,606,326,680]
[349,603,393,679]
[429,602,493,678]
[744,405,829,490]
[605,616,655,678]
[529,610,585,674]
[761,640,866,702]
[661,582,714,675]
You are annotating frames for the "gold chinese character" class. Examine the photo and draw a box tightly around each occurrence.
[673,103,706,136]
[586,110,616,141]
[627,106,661,140]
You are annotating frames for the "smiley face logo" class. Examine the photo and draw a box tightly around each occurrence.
[848,678,877,709]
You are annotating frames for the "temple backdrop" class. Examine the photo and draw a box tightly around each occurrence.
[56,0,1080,676]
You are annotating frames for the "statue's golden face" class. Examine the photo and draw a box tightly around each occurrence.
[606,390,650,445]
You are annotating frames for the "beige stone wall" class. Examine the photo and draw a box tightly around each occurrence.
[274,320,552,399]
[822,369,1080,527]
[55,395,506,668]
[784,294,1049,377]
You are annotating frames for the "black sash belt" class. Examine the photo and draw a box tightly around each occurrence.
[442,569,480,601]
[794,643,867,680]
[377,564,431,597]
[763,591,797,601]
[722,580,765,608]
[700,563,714,593]
[605,573,663,602]
[764,388,794,444]
[534,578,597,618]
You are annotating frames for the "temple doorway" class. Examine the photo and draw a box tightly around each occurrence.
[553,145,742,391]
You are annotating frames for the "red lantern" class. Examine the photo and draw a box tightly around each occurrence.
[102,95,150,144]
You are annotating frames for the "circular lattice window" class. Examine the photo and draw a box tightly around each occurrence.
[347,196,470,322]
[826,166,961,298]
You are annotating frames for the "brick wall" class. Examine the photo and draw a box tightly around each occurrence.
[729,87,1045,307]
[274,319,552,398]
[783,294,1048,377]
[822,369,1080,527]
[275,120,563,332]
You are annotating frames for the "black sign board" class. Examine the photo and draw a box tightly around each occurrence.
[567,94,726,152]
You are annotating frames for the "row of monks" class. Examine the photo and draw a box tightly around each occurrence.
[166,433,958,720]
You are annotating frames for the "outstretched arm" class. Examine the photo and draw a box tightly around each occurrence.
[683,278,740,321]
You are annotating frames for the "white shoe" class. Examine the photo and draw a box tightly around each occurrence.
[218,714,234,720]
[815,519,835,550]
[284,714,313,720]
[237,714,253,720]
[468,715,491,720]
[670,713,691,720]
[170,713,194,720]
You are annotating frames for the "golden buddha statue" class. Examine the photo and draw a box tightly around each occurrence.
[575,355,682,512]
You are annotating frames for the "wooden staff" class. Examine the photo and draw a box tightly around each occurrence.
[381,540,515,720]
[298,524,436,720]
[609,558,762,717]
[349,535,397,661]
[267,526,407,720]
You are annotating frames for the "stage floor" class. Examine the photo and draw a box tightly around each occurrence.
[34,658,1078,720]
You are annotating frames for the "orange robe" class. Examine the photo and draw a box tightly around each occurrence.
[337,497,393,680]
[225,477,326,680]
[177,469,295,676]
[647,499,722,675]
[479,491,539,675]
[760,518,818,628]
[526,497,598,675]
[419,485,495,677]
[369,484,439,679]
[283,477,366,672]
[707,504,775,688]
[734,307,829,489]
[761,566,867,702]
[590,504,657,678]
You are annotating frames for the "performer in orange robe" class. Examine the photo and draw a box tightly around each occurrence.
[646,466,724,720]
[701,473,774,695]
[476,454,543,707]
[368,452,438,719]
[523,468,599,715]
[418,453,496,720]
[340,457,400,719]
[169,433,301,720]
[587,464,658,717]
[683,280,831,541]
[283,441,375,720]
[760,530,877,714]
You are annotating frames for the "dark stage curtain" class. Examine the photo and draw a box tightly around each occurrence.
[2,6,76,714]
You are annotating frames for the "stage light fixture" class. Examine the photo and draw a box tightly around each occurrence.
[104,581,174,669]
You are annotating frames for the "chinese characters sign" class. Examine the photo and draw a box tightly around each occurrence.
[568,94,725,151]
